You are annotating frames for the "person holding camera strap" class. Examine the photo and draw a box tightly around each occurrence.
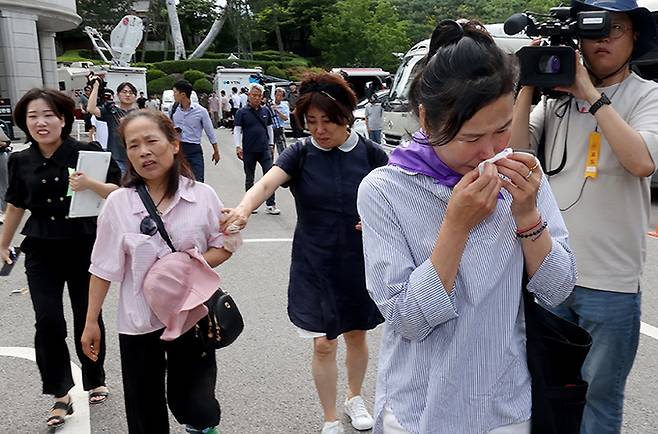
[87,76,138,174]
[510,1,658,433]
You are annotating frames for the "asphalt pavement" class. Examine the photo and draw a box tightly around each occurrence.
[0,128,657,433]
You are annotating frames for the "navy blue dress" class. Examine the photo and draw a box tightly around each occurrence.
[275,135,387,340]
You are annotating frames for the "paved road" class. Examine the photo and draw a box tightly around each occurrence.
[1,129,657,433]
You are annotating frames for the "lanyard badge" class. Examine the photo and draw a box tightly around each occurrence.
[585,131,601,179]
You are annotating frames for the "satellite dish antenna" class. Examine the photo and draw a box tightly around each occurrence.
[109,16,144,67]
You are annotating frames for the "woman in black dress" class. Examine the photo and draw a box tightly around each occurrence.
[0,88,121,429]
[221,73,387,434]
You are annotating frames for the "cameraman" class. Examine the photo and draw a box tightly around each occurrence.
[87,75,138,174]
[510,1,658,433]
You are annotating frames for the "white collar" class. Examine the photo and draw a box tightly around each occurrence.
[310,130,359,153]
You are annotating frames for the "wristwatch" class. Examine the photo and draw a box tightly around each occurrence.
[589,92,611,115]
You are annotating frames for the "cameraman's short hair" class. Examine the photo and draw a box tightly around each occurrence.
[173,80,194,99]
[248,83,264,94]
[117,82,137,95]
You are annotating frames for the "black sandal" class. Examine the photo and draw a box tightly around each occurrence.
[88,389,109,405]
[46,399,73,428]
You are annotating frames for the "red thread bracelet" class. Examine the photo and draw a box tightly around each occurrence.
[516,216,542,235]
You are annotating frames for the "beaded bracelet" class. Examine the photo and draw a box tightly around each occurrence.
[515,216,543,235]
[517,220,548,240]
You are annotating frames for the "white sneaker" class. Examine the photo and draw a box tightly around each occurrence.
[265,205,281,215]
[344,395,374,431]
[321,421,344,434]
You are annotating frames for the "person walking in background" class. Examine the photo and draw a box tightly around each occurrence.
[358,20,576,433]
[171,80,220,183]
[81,109,239,434]
[136,91,147,110]
[230,87,241,121]
[219,90,231,127]
[233,83,280,215]
[223,72,388,434]
[87,77,138,174]
[364,94,384,144]
[208,92,221,129]
[1,88,121,429]
[269,88,290,157]
[239,87,248,109]
[287,83,304,138]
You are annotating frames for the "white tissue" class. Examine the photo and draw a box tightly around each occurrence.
[478,148,513,175]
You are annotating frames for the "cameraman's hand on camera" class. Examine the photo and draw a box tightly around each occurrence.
[554,50,600,103]
[445,163,501,234]
[495,152,541,226]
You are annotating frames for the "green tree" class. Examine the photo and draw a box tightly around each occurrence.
[177,0,221,47]
[310,0,409,70]
[75,0,134,32]
[183,69,207,83]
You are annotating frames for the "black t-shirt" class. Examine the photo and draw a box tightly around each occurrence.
[99,102,131,162]
[234,106,273,153]
[5,137,122,239]
[137,96,147,109]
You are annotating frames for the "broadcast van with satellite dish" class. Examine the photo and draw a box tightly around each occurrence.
[58,16,148,103]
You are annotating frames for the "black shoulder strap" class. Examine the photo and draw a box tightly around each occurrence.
[136,184,176,253]
[247,107,269,134]
[169,102,179,120]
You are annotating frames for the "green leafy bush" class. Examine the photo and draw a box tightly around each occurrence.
[193,78,213,94]
[146,69,167,82]
[265,65,287,79]
[183,69,207,83]
[147,76,176,95]
[285,66,327,81]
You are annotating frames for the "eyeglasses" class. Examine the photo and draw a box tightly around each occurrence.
[140,216,158,236]
[119,90,135,96]
[609,23,632,39]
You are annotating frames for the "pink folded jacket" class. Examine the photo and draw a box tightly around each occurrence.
[143,247,220,341]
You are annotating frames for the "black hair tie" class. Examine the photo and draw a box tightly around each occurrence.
[428,19,465,59]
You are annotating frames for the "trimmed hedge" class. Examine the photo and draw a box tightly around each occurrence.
[147,75,176,95]
[183,69,207,84]
[193,78,213,94]
[265,65,286,78]
[151,58,310,76]
[146,69,167,82]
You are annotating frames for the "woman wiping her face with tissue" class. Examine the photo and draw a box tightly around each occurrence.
[357,20,577,434]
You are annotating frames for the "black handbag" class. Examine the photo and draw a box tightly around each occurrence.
[136,184,244,350]
[523,273,592,434]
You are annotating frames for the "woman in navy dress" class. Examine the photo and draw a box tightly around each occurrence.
[221,72,387,434]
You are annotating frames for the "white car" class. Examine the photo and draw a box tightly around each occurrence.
[161,89,199,116]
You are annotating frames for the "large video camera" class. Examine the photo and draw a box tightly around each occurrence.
[86,72,108,103]
[505,7,611,89]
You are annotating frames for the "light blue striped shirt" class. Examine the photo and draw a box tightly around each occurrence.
[171,102,218,145]
[357,165,577,434]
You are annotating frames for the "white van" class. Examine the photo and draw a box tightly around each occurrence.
[382,24,532,151]
[160,89,199,116]
[213,67,264,97]
[58,63,148,103]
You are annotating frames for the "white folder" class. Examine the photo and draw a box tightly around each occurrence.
[68,151,112,218]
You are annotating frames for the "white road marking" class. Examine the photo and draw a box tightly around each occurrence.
[641,322,658,340]
[243,238,293,243]
[0,347,90,433]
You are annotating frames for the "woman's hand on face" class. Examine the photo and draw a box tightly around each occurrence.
[81,321,101,362]
[495,152,541,224]
[69,171,91,192]
[219,206,250,235]
[445,163,502,233]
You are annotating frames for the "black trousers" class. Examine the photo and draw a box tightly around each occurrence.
[273,127,287,156]
[181,142,204,183]
[243,150,275,206]
[119,327,220,434]
[24,236,106,396]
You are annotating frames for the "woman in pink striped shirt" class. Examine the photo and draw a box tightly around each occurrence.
[81,110,235,434]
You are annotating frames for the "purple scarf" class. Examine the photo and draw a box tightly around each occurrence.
[388,130,462,187]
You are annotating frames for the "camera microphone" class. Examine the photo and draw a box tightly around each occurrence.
[504,13,530,35]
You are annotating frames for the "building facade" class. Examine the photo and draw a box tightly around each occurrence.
[0,0,80,117]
